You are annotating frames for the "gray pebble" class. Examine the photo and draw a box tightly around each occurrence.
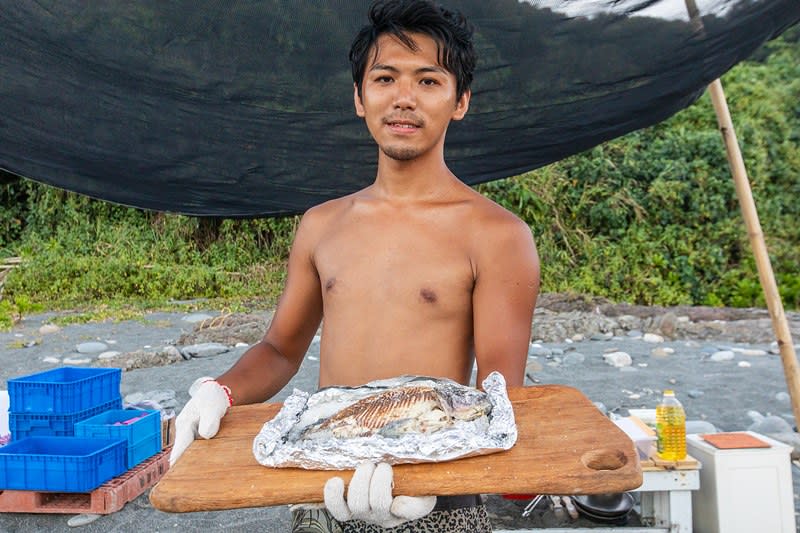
[38,324,61,335]
[687,389,704,399]
[63,356,91,364]
[643,333,664,343]
[562,352,585,366]
[528,345,551,357]
[627,330,643,338]
[748,415,794,434]
[770,341,780,355]
[710,350,735,362]
[67,514,102,527]
[651,347,673,358]
[775,392,791,405]
[732,347,768,357]
[76,341,108,354]
[603,351,632,367]
[180,342,230,358]
[591,332,613,341]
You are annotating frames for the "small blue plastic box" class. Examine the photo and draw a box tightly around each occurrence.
[8,367,121,413]
[10,397,122,440]
[0,436,127,492]
[75,409,161,468]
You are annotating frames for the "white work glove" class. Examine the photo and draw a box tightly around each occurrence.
[323,462,436,528]
[169,377,233,466]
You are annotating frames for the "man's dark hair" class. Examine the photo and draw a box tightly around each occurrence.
[349,0,476,101]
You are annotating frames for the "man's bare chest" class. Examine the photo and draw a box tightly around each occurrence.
[313,221,475,314]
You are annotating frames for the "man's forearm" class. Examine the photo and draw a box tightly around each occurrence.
[216,339,301,405]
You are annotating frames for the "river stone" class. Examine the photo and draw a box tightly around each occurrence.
[710,350,735,362]
[528,345,551,357]
[76,341,108,354]
[180,343,230,358]
[651,347,674,358]
[748,415,794,434]
[776,392,791,405]
[63,357,91,364]
[38,324,60,334]
[603,351,632,367]
[657,312,678,338]
[98,351,122,359]
[732,347,768,356]
[562,352,585,365]
[642,333,664,343]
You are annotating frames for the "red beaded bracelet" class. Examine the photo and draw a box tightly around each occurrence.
[203,379,234,406]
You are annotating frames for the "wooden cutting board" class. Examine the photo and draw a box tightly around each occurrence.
[150,385,642,512]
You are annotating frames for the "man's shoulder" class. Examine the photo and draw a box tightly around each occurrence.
[466,188,529,234]
[301,192,360,226]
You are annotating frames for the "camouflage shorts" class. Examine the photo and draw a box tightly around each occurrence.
[290,497,492,533]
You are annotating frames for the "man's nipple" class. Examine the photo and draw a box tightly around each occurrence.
[325,277,336,291]
[419,288,437,303]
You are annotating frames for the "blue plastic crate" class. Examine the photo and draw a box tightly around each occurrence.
[75,409,161,468]
[8,367,121,413]
[0,436,127,492]
[10,397,122,440]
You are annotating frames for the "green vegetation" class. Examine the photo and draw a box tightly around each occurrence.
[1,34,798,327]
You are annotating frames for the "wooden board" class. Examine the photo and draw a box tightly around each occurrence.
[702,432,772,449]
[150,385,642,512]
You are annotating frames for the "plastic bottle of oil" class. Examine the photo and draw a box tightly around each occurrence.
[656,389,686,461]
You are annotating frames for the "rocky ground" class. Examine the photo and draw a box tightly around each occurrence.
[1,293,799,531]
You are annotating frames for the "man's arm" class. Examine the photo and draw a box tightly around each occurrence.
[215,208,325,405]
[472,213,540,388]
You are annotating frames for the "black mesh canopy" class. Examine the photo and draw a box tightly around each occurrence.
[1,1,798,216]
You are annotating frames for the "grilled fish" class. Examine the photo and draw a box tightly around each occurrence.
[298,381,493,441]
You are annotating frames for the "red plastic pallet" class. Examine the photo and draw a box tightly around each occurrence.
[0,449,169,514]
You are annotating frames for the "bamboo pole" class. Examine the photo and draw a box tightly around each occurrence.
[706,79,800,427]
[683,0,800,427]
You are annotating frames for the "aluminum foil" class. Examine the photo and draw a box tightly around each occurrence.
[252,371,517,470]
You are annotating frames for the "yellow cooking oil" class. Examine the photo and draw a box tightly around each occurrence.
[656,389,686,461]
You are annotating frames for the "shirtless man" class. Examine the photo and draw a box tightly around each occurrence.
[170,1,540,531]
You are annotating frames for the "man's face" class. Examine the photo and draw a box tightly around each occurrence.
[354,32,470,162]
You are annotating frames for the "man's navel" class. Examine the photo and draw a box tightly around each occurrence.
[419,288,437,303]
